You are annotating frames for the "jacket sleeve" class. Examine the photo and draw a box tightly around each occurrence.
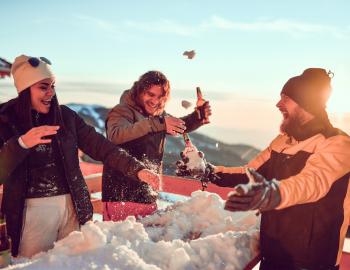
[210,144,272,187]
[180,111,203,133]
[106,105,166,144]
[73,110,145,178]
[277,135,350,209]
[0,136,30,183]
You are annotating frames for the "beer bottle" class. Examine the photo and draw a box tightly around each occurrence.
[196,87,210,124]
[0,212,11,268]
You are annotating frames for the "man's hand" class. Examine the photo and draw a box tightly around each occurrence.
[137,169,161,190]
[164,116,186,136]
[204,162,220,183]
[196,101,212,124]
[21,125,60,148]
[224,168,281,212]
[176,153,219,183]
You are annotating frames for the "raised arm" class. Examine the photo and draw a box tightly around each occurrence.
[72,108,145,178]
[210,144,272,187]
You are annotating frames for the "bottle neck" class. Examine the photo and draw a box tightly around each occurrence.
[183,133,193,147]
[196,87,205,107]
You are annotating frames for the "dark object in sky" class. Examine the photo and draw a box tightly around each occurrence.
[183,50,195,59]
[181,100,192,109]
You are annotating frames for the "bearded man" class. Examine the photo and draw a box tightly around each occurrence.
[179,68,350,270]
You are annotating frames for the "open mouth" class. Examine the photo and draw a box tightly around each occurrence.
[146,103,158,110]
[41,99,52,107]
[280,109,289,119]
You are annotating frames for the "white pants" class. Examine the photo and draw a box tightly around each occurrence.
[18,194,79,258]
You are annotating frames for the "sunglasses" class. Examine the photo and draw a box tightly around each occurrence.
[28,57,52,67]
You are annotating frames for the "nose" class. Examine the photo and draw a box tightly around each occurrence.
[276,98,283,109]
[150,97,160,105]
[46,86,55,97]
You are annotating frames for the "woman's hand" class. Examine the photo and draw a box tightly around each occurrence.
[164,116,186,136]
[20,125,60,148]
[137,169,161,190]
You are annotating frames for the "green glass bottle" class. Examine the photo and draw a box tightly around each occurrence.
[0,212,11,268]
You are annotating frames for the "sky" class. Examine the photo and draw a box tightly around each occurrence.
[1,0,350,148]
[7,191,259,270]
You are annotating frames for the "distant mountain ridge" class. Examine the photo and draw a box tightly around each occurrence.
[67,103,260,175]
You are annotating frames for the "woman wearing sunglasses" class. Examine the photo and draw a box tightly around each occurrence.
[0,54,160,258]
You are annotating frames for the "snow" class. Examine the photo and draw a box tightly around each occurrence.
[176,145,207,179]
[6,191,259,270]
[185,149,206,174]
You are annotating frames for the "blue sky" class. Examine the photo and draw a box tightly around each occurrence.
[1,0,350,147]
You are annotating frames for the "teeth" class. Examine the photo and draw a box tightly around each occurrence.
[42,100,51,106]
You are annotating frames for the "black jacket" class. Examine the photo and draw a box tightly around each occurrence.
[0,98,145,256]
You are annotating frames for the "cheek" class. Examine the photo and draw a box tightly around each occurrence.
[31,93,44,105]
[31,94,39,105]
[141,97,148,106]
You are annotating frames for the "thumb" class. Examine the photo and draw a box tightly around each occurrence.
[246,167,266,184]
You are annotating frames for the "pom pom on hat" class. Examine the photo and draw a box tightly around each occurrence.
[281,68,332,116]
[11,55,55,93]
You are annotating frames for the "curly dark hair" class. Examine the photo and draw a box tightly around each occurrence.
[131,71,170,114]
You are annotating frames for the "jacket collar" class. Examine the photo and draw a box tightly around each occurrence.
[120,89,142,112]
[290,117,334,141]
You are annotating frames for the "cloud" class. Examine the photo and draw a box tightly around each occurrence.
[125,19,195,36]
[205,15,349,39]
[73,14,116,31]
[72,13,349,39]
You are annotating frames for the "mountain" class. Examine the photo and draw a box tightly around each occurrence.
[67,103,260,175]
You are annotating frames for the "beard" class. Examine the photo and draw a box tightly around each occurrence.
[280,110,305,138]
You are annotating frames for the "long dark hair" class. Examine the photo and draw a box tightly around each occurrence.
[15,88,65,134]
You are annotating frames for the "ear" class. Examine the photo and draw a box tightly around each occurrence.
[298,106,315,124]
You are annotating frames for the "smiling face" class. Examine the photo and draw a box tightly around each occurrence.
[139,85,167,116]
[30,78,56,114]
[276,94,313,135]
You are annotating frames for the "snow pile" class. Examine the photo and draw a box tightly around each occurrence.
[8,191,259,270]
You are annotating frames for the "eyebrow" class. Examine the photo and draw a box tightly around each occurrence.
[146,89,164,97]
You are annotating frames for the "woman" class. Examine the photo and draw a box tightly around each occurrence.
[102,70,211,221]
[0,55,160,258]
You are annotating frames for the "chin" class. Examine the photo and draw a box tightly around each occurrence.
[146,109,157,116]
[38,107,50,114]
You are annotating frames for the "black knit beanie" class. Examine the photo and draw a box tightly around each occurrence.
[281,68,332,116]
